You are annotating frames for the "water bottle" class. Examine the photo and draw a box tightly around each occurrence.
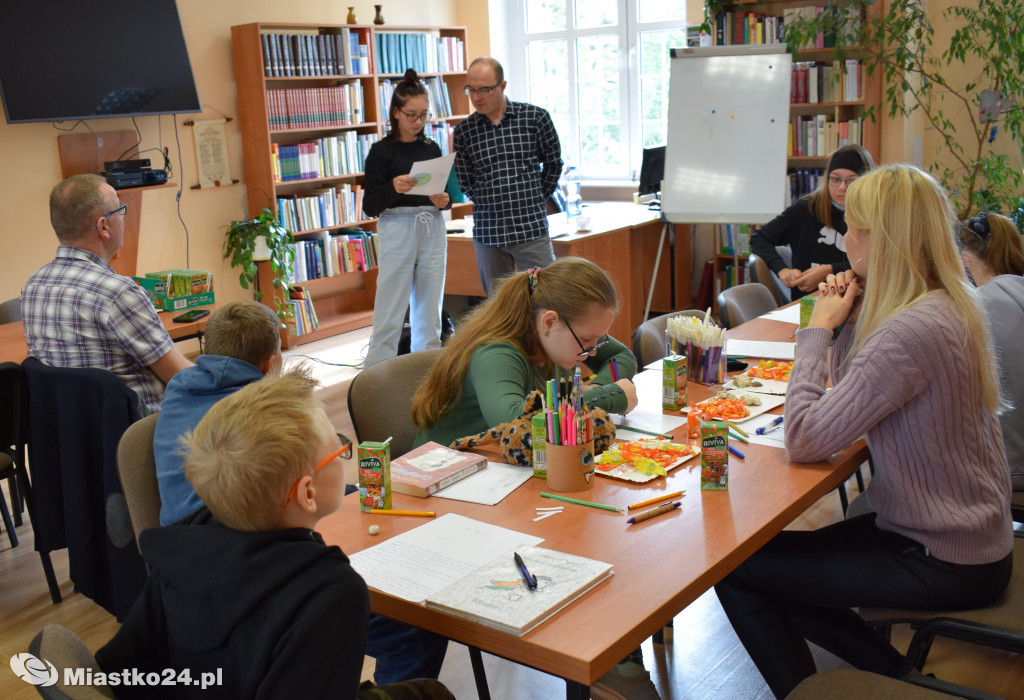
[565,166,582,219]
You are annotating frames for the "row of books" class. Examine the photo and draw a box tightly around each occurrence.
[719,264,747,291]
[788,168,825,202]
[716,224,755,256]
[285,286,320,336]
[290,229,380,282]
[789,115,863,157]
[266,83,366,130]
[271,132,379,182]
[374,31,466,75]
[277,184,366,234]
[261,28,372,77]
[379,76,455,119]
[710,6,863,49]
[426,122,455,156]
[792,60,862,104]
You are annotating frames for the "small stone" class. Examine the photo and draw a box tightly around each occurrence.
[368,524,381,535]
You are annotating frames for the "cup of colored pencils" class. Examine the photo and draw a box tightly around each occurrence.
[667,309,726,385]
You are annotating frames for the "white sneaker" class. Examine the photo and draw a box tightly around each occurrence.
[590,653,661,700]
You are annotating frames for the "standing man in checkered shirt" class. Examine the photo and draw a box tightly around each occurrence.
[454,57,564,296]
[21,174,193,414]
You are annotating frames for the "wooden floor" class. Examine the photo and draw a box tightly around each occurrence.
[2,326,1022,698]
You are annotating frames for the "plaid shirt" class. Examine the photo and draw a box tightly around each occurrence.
[453,100,563,247]
[21,245,174,414]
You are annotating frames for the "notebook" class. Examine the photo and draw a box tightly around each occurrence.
[391,441,487,497]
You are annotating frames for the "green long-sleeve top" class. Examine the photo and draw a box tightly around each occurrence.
[414,336,637,448]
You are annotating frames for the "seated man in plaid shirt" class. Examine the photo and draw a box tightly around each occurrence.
[454,56,564,296]
[21,174,192,414]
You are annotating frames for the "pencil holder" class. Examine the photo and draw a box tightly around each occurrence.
[545,441,596,492]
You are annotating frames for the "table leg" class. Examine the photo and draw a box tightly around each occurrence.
[468,646,491,700]
[566,680,590,700]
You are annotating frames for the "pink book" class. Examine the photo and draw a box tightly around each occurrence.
[391,442,487,498]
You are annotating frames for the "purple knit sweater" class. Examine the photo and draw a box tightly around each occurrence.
[786,292,1013,565]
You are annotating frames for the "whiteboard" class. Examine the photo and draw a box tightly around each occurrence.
[662,45,792,224]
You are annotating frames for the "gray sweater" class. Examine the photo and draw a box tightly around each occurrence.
[979,274,1024,491]
[786,292,1013,566]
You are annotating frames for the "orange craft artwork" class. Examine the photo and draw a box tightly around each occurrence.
[747,359,793,382]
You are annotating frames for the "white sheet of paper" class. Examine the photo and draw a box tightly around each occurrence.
[742,413,787,448]
[761,304,801,324]
[725,339,796,360]
[348,513,542,602]
[407,153,456,196]
[619,370,688,432]
[434,462,534,505]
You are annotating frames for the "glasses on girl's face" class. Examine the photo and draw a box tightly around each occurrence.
[564,320,609,358]
[400,109,431,122]
[828,175,858,187]
[281,433,351,511]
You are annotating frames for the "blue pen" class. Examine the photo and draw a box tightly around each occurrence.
[756,416,784,435]
[728,444,745,460]
[514,552,537,590]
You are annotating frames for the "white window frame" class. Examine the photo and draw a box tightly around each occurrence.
[498,0,693,183]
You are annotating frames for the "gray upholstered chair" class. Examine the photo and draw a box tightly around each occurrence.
[28,624,114,699]
[115,413,161,549]
[785,668,1000,700]
[0,296,21,324]
[631,309,706,367]
[747,252,792,307]
[717,282,779,329]
[347,349,442,457]
[859,538,1024,677]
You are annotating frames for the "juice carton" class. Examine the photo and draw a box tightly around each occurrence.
[799,295,815,328]
[531,412,548,479]
[700,421,729,490]
[358,440,391,511]
[662,354,688,411]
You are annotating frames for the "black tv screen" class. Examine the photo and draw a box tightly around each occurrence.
[0,0,200,124]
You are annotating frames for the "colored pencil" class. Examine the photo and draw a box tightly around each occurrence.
[367,510,435,517]
[541,492,623,513]
[726,420,749,437]
[729,430,748,444]
[728,445,745,460]
[626,501,681,524]
[627,490,684,511]
[612,424,674,440]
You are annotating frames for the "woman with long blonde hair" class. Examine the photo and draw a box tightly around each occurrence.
[412,256,638,448]
[716,165,1013,698]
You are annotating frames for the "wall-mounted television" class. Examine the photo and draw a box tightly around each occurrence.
[0,0,200,124]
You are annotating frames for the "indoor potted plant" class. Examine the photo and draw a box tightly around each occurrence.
[222,207,296,312]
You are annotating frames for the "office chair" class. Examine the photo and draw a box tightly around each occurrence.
[115,414,161,549]
[347,349,442,457]
[859,538,1024,677]
[29,624,114,699]
[631,310,706,367]
[716,283,778,329]
[785,668,1002,700]
[0,296,21,324]
[746,252,791,307]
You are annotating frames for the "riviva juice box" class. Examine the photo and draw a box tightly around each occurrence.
[700,420,729,490]
[358,440,391,511]
[662,354,688,410]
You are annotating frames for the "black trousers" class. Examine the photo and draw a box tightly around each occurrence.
[714,513,1012,699]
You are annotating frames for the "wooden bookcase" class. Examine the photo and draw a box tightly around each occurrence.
[231,22,470,347]
[709,0,882,312]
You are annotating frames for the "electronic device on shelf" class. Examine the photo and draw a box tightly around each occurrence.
[102,158,168,190]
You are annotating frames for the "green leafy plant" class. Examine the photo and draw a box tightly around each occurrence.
[780,0,1024,220]
[222,207,295,314]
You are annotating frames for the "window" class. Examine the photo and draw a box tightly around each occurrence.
[503,0,696,181]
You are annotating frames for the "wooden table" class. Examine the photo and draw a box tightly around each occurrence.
[444,202,692,343]
[0,303,221,365]
[319,312,867,698]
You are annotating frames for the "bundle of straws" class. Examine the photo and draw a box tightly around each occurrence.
[666,308,727,385]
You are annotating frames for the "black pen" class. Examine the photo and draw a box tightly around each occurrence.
[514,552,537,590]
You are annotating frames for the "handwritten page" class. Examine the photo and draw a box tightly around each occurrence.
[407,153,456,196]
[434,461,534,505]
[348,513,542,602]
[725,339,796,360]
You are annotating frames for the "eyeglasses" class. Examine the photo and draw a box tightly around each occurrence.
[93,202,127,230]
[281,432,352,511]
[463,83,501,96]
[828,175,859,187]
[564,320,609,358]
[968,212,991,239]
[400,109,431,122]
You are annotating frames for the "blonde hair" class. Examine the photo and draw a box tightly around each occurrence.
[955,212,1024,277]
[807,144,875,229]
[412,256,618,427]
[49,174,108,243]
[844,164,1002,414]
[183,368,326,531]
[203,300,282,369]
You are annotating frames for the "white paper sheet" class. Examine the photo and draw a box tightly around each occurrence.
[760,304,801,324]
[407,153,456,195]
[434,462,534,505]
[725,339,796,360]
[348,513,543,602]
[742,413,787,448]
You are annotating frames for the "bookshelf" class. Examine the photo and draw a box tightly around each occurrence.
[708,0,882,311]
[231,22,470,347]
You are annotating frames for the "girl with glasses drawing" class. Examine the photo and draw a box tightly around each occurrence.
[362,69,456,368]
[749,144,874,302]
[411,256,638,449]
